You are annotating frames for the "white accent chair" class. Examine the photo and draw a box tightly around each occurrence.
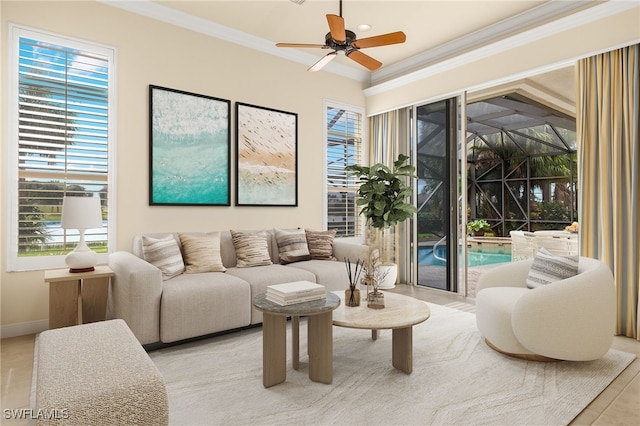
[475,256,615,361]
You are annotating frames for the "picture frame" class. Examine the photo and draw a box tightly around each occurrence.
[149,85,231,206]
[235,102,298,206]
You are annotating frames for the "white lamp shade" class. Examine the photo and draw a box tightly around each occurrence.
[61,196,103,230]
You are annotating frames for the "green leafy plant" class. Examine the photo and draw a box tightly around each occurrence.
[467,219,490,234]
[346,154,417,229]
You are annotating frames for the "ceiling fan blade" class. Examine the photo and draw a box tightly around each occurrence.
[276,43,328,48]
[308,52,337,72]
[326,14,346,42]
[346,50,382,71]
[352,31,406,49]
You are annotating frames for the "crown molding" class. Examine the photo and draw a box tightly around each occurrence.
[101,0,637,90]
[363,0,639,97]
[369,0,593,85]
[99,0,370,82]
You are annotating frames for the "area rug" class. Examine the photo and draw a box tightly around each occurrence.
[149,303,635,425]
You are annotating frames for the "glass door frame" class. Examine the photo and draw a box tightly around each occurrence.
[407,92,468,296]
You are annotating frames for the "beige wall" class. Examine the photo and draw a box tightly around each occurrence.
[0,1,365,330]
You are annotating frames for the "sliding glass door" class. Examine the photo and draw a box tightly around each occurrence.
[412,98,462,292]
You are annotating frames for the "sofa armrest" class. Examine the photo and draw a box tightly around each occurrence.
[108,251,162,345]
[476,259,533,294]
[332,238,369,263]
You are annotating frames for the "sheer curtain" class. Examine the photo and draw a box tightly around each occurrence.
[369,108,411,166]
[577,44,639,339]
[369,108,412,278]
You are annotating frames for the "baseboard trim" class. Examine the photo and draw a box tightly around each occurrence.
[1,319,49,339]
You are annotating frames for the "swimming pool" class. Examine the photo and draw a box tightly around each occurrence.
[418,245,512,267]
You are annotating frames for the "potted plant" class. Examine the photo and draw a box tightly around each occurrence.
[467,219,490,236]
[346,154,416,289]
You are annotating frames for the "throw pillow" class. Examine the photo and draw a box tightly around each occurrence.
[526,247,579,289]
[305,229,337,260]
[178,233,226,273]
[230,230,273,268]
[275,228,311,264]
[141,235,184,280]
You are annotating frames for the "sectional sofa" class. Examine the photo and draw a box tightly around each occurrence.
[107,228,368,345]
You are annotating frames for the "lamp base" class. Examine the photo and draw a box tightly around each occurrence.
[69,266,96,273]
[65,243,98,273]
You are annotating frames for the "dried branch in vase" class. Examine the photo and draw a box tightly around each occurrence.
[361,249,389,292]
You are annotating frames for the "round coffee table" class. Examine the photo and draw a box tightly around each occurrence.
[331,290,430,374]
[253,292,340,387]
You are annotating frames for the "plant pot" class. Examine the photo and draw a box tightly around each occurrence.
[377,264,397,289]
[365,226,395,265]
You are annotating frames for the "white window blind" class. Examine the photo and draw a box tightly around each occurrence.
[8,26,114,271]
[326,104,363,237]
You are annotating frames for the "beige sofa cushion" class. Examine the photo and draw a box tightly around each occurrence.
[141,235,184,280]
[160,273,251,342]
[275,228,311,264]
[230,230,273,267]
[305,229,337,260]
[179,232,226,273]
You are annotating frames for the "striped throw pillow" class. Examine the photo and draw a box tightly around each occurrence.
[526,247,579,289]
[275,228,311,264]
[178,233,227,273]
[230,230,273,268]
[305,229,337,260]
[141,235,184,280]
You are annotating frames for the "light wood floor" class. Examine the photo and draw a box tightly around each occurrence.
[2,285,638,425]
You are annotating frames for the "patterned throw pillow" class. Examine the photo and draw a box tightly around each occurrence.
[141,235,184,280]
[305,229,337,260]
[275,228,311,264]
[178,233,226,273]
[230,230,273,268]
[526,247,579,289]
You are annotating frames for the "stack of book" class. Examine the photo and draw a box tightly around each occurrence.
[266,281,326,306]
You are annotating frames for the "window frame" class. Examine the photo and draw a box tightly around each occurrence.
[6,24,117,271]
[323,99,366,238]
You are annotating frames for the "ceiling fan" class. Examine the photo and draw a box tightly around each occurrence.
[276,0,406,72]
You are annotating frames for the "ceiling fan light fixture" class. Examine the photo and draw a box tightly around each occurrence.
[276,0,406,72]
[308,52,337,72]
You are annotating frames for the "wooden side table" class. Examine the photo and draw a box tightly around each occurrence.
[252,292,340,388]
[44,265,114,329]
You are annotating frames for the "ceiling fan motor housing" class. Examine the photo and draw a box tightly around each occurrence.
[325,29,357,52]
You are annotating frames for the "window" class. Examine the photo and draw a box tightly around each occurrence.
[7,25,115,271]
[324,101,364,237]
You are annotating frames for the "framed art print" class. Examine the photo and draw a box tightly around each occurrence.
[149,85,231,205]
[235,102,298,206]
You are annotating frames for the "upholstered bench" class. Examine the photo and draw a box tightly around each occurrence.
[34,319,168,425]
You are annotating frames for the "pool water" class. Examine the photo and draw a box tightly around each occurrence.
[418,246,512,267]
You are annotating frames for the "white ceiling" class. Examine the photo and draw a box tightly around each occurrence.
[104,0,634,107]
[106,1,603,80]
[155,0,554,71]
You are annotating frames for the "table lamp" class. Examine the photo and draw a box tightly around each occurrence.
[61,196,103,272]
